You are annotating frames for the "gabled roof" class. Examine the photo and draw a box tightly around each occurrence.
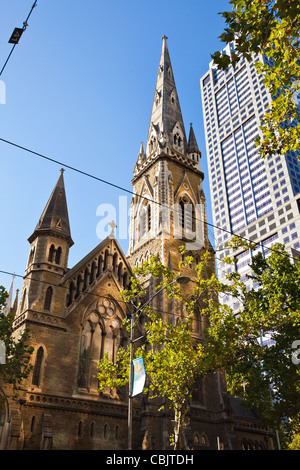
[60,236,132,285]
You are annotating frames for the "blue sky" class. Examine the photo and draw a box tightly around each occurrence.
[0,0,230,294]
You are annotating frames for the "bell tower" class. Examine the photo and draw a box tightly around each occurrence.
[128,36,212,272]
[127,38,230,451]
[16,169,74,319]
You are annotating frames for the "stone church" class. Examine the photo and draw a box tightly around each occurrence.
[0,37,273,450]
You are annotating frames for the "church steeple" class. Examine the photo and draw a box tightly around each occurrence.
[25,169,73,281]
[29,169,73,246]
[17,170,73,318]
[146,35,187,157]
[129,37,208,265]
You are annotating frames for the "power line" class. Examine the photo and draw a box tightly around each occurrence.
[0,1,38,77]
[0,266,239,313]
[0,136,297,264]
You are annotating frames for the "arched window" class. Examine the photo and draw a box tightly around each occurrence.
[30,416,36,433]
[83,268,89,292]
[113,252,118,275]
[78,421,83,438]
[139,205,147,239]
[90,422,95,439]
[32,346,44,386]
[118,263,123,283]
[90,261,96,285]
[147,204,151,231]
[48,245,55,263]
[97,255,103,277]
[138,203,151,240]
[44,286,53,311]
[179,200,185,228]
[104,250,109,270]
[67,281,75,307]
[123,271,128,289]
[28,248,35,265]
[20,288,27,312]
[174,133,181,147]
[178,197,195,234]
[75,275,82,299]
[55,247,62,265]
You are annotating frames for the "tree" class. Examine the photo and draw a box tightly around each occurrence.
[97,242,300,448]
[211,0,300,159]
[202,240,300,446]
[0,286,33,404]
[97,250,218,450]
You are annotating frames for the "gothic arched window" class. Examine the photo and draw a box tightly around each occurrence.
[147,204,151,231]
[28,247,35,265]
[32,346,44,387]
[48,245,55,263]
[178,196,196,234]
[20,288,27,312]
[44,286,53,311]
[55,246,62,265]
[90,261,96,285]
[138,203,151,240]
[174,133,181,148]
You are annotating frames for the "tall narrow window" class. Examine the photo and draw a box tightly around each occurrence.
[179,200,185,228]
[44,286,53,311]
[29,248,35,265]
[178,197,195,234]
[55,247,62,265]
[20,288,27,312]
[139,206,147,239]
[78,421,83,438]
[48,245,55,262]
[30,416,36,433]
[32,347,44,386]
[147,205,151,231]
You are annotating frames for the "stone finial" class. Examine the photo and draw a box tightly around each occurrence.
[108,220,118,237]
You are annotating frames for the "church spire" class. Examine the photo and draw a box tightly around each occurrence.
[146,36,187,157]
[187,123,200,154]
[28,169,73,246]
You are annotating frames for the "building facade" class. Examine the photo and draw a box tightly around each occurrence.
[0,39,273,451]
[200,42,300,310]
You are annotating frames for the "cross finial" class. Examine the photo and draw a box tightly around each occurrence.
[162,35,168,41]
[108,220,118,237]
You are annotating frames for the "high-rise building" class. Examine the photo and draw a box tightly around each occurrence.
[201,43,300,309]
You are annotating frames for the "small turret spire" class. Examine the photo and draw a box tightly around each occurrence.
[187,123,200,154]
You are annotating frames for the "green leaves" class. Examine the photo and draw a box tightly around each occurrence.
[0,286,33,400]
[212,0,300,159]
[97,243,300,447]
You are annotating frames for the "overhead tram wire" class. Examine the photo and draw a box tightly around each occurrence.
[0,136,296,264]
[0,0,38,77]
[0,267,240,314]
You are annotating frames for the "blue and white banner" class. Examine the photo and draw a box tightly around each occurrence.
[132,357,146,397]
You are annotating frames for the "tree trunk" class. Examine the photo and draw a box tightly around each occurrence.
[173,407,183,450]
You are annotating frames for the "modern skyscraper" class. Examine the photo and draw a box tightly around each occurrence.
[201,42,300,309]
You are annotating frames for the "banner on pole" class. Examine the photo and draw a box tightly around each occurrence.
[132,357,146,397]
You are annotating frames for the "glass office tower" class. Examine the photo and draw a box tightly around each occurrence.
[201,43,300,310]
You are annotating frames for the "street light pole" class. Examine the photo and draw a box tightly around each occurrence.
[127,276,190,450]
[128,308,134,450]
